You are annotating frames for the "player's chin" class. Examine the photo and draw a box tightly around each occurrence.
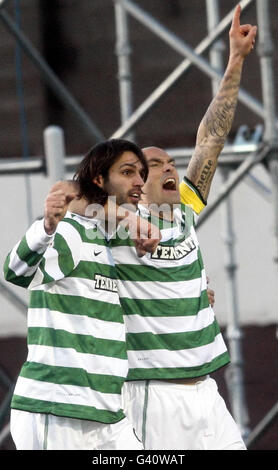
[127,195,140,209]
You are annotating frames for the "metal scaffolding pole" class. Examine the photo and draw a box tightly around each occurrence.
[246,402,278,449]
[43,126,66,185]
[0,144,261,178]
[0,423,10,449]
[219,165,251,440]
[114,0,135,141]
[198,144,271,226]
[0,8,105,143]
[256,0,278,267]
[244,0,278,447]
[206,0,249,440]
[111,0,270,139]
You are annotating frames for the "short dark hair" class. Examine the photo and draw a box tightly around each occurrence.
[73,139,148,204]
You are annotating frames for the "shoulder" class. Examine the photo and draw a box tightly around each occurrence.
[60,211,106,244]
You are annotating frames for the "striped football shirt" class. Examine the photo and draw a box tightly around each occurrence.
[110,177,230,380]
[3,212,128,423]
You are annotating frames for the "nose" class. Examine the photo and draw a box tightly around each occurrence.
[134,171,145,187]
[163,162,172,172]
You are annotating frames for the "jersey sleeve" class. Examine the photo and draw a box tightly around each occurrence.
[3,215,81,289]
[179,177,207,215]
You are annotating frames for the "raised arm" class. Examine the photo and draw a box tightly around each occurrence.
[186,5,257,201]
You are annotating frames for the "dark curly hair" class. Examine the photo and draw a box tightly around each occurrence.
[73,139,148,205]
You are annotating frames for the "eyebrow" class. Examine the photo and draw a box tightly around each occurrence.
[119,160,145,173]
[148,157,175,164]
[119,161,140,169]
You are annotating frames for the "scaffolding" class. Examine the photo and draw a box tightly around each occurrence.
[0,0,277,449]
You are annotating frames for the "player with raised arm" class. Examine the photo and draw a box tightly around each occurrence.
[109,5,257,450]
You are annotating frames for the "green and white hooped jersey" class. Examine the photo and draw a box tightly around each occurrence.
[3,213,128,424]
[110,177,230,381]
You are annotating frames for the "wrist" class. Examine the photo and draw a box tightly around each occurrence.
[43,218,56,235]
[227,51,245,68]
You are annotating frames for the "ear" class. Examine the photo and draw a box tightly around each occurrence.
[93,174,105,189]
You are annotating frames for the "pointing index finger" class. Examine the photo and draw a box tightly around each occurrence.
[232,4,241,29]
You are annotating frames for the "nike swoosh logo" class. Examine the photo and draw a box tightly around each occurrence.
[94,251,102,256]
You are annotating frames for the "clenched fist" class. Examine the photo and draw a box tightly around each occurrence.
[44,181,79,235]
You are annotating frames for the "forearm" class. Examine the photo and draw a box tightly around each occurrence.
[186,55,244,201]
[189,58,244,199]
[200,53,244,147]
[3,219,54,287]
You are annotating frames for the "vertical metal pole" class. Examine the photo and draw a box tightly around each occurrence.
[0,423,10,449]
[43,126,65,185]
[256,0,278,266]
[114,0,135,141]
[14,0,33,226]
[256,0,277,144]
[206,0,224,94]
[206,0,249,440]
[220,166,251,440]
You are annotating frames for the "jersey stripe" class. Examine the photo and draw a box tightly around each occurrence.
[124,306,214,334]
[19,362,124,393]
[120,290,210,318]
[27,327,127,359]
[127,332,227,369]
[28,308,125,342]
[126,352,230,381]
[26,343,127,378]
[118,269,207,300]
[13,376,123,412]
[11,396,125,424]
[29,290,123,323]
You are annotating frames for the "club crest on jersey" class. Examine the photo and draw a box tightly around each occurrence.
[94,274,118,292]
[151,234,196,260]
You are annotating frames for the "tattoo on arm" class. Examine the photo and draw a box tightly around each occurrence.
[203,71,241,144]
[187,69,242,200]
[195,159,214,197]
[204,98,236,142]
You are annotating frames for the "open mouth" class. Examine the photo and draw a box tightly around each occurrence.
[129,192,142,201]
[162,178,177,191]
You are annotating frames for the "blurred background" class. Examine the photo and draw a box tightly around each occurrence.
[0,0,277,450]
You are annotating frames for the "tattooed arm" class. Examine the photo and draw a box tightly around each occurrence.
[186,5,257,202]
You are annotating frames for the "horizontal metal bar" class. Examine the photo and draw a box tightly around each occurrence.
[168,143,259,156]
[0,143,262,175]
[60,145,264,173]
[0,157,44,175]
[197,144,271,227]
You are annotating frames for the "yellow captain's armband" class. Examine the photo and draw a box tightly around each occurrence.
[179,179,206,215]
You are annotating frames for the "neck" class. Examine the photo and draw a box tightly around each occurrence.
[69,197,88,217]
